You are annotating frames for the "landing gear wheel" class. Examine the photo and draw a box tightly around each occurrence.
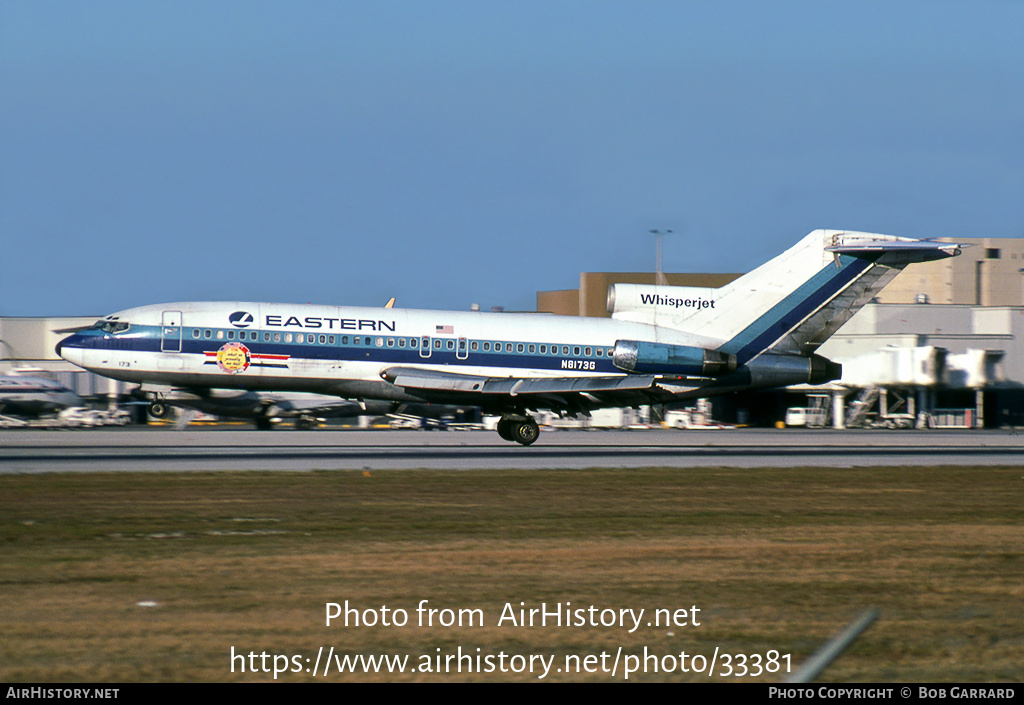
[512,419,539,446]
[148,402,167,418]
[255,416,274,431]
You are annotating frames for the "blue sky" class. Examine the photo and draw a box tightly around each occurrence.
[2,1,1022,316]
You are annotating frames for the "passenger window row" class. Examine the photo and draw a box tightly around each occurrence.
[189,329,612,358]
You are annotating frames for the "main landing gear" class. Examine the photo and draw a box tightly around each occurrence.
[496,414,540,446]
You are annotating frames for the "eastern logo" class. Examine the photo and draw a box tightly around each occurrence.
[216,342,251,374]
[229,311,255,328]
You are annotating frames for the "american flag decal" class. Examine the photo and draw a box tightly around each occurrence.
[436,325,454,334]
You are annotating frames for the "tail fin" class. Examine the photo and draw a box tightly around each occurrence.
[609,229,961,363]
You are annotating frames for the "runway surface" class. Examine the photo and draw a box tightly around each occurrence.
[3,427,1024,472]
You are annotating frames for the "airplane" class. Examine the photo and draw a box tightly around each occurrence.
[56,230,962,444]
[0,370,83,417]
[145,388,396,429]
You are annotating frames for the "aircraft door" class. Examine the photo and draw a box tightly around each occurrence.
[161,311,183,353]
[456,337,469,360]
[419,336,431,359]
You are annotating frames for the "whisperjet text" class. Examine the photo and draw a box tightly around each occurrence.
[639,294,716,309]
[265,315,396,331]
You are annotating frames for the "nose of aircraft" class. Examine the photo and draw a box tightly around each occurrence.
[56,334,84,367]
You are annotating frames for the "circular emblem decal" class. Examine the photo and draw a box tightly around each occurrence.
[216,342,251,374]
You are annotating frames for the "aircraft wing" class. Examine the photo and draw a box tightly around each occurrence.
[381,366,669,412]
[383,366,656,395]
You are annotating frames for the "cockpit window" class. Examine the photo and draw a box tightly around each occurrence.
[91,320,130,334]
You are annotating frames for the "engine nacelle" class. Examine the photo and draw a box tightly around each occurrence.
[613,340,737,377]
[727,353,843,388]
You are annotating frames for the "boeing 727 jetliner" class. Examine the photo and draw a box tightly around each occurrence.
[57,230,961,444]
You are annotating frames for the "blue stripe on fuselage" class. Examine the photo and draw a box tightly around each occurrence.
[720,254,876,362]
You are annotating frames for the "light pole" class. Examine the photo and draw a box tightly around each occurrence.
[649,229,672,286]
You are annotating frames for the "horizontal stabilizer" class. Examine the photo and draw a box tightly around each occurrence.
[825,237,964,260]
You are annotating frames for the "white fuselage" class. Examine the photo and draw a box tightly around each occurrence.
[57,301,720,406]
